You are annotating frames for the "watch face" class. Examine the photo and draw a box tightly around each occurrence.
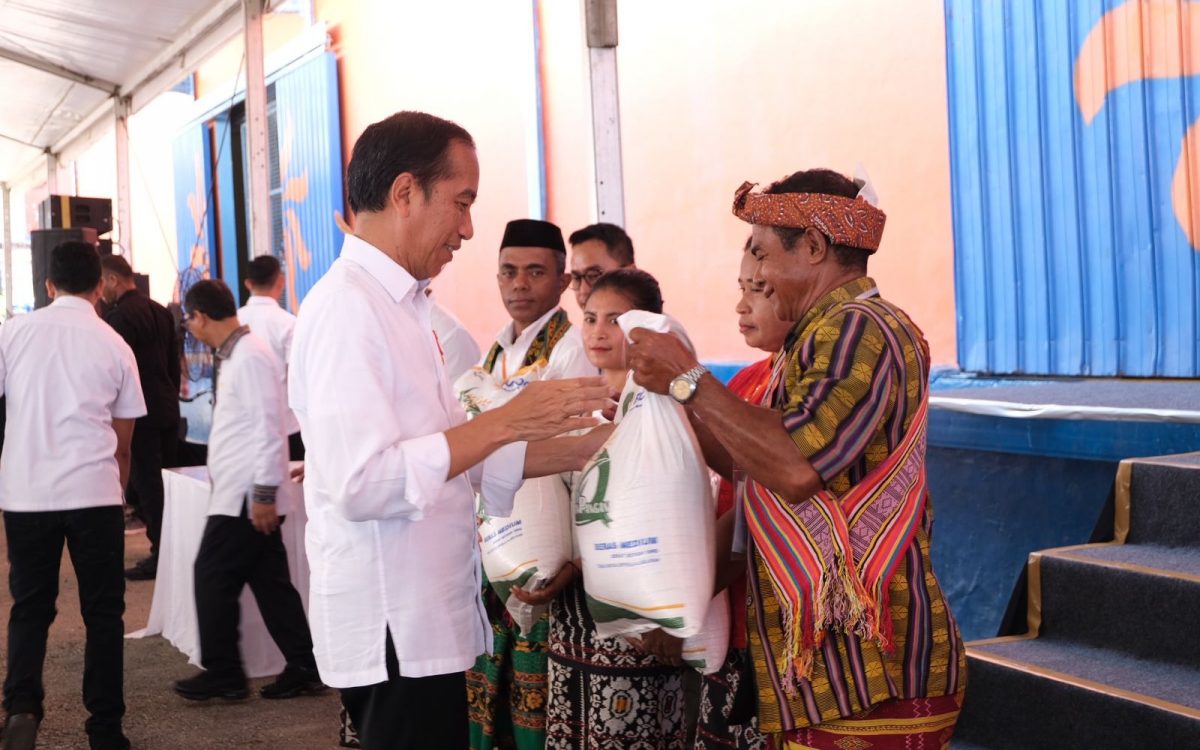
[669,377,693,402]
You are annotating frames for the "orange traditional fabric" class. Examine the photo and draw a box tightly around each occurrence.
[732,181,887,252]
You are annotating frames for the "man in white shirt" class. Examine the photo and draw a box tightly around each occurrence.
[171,279,321,704]
[237,255,304,460]
[289,111,611,750]
[0,241,146,750]
[481,219,594,383]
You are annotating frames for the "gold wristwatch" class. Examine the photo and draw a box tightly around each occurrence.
[668,364,709,404]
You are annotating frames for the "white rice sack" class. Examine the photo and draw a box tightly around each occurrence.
[455,363,573,635]
[681,592,730,675]
[572,310,715,640]
[478,474,573,634]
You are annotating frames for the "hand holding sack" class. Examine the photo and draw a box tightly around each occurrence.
[455,365,574,634]
[573,311,716,643]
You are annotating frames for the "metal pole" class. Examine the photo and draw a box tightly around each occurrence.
[244,0,271,258]
[584,0,625,226]
[2,183,12,318]
[114,96,133,262]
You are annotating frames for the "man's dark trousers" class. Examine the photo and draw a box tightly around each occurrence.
[339,632,468,750]
[193,508,316,680]
[2,507,125,739]
[128,417,178,562]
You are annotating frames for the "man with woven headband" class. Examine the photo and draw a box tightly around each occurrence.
[628,168,966,749]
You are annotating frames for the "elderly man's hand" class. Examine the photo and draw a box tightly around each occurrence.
[627,328,699,395]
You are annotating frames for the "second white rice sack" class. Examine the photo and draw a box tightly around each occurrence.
[455,365,574,634]
[573,310,715,640]
[680,591,730,675]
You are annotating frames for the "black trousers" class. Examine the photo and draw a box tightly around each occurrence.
[287,431,305,462]
[340,633,468,750]
[3,507,125,737]
[128,419,178,561]
[193,510,316,679]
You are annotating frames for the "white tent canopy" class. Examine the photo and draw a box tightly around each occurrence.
[0,0,295,185]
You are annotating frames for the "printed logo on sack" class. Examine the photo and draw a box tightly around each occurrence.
[573,448,612,526]
[620,389,643,417]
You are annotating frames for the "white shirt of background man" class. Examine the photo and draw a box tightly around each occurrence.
[428,295,482,384]
[0,296,147,511]
[289,234,527,688]
[238,295,301,436]
[206,330,290,517]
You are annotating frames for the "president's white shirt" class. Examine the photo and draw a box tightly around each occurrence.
[0,296,147,511]
[485,305,593,381]
[289,234,528,687]
[429,298,482,383]
[238,296,301,435]
[207,329,290,517]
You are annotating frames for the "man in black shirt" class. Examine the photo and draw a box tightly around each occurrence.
[100,255,181,580]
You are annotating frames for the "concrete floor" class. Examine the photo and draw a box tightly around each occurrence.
[0,525,344,749]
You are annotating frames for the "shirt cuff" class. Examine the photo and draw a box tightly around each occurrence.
[252,484,278,504]
[479,441,528,518]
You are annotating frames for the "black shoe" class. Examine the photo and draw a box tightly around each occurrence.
[259,666,327,699]
[124,558,157,581]
[173,671,249,701]
[88,730,131,750]
[0,712,39,750]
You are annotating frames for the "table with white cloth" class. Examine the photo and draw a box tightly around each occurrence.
[128,463,308,678]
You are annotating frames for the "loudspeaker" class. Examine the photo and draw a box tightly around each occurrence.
[37,195,113,234]
[31,228,98,309]
[133,272,150,297]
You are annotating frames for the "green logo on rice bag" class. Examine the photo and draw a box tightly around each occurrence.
[573,448,612,526]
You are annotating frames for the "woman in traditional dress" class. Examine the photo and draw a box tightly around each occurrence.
[513,268,690,750]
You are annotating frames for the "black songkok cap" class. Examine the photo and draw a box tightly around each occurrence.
[500,219,566,254]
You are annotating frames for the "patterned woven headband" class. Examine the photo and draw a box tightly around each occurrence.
[732,181,887,253]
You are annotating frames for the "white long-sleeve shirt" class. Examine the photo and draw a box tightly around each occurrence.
[429,298,482,383]
[288,234,527,687]
[237,295,301,435]
[206,328,290,517]
[0,296,147,511]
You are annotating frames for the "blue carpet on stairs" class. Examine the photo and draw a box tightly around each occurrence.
[1065,543,1200,574]
[974,639,1200,710]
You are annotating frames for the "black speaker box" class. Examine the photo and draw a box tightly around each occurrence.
[31,228,98,309]
[38,195,113,234]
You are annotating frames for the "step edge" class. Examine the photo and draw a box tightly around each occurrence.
[1127,452,1200,469]
[965,645,1200,721]
[1038,547,1200,585]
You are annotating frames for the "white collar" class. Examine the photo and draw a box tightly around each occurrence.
[495,305,562,350]
[50,296,97,313]
[340,234,422,304]
[245,295,279,307]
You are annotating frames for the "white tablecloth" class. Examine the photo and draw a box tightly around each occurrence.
[128,464,308,678]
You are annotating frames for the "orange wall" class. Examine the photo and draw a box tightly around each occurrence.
[542,0,957,365]
[190,0,957,365]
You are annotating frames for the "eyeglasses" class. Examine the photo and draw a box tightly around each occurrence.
[569,268,605,290]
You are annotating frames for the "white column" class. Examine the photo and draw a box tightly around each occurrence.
[115,96,133,261]
[2,183,12,318]
[584,0,625,226]
[45,152,58,195]
[244,0,271,258]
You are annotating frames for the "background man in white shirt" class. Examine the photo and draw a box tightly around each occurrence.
[236,255,304,460]
[0,241,146,750]
[428,289,482,383]
[289,111,611,750]
[172,279,321,704]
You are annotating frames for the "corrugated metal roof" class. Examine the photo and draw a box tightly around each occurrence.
[0,0,246,183]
